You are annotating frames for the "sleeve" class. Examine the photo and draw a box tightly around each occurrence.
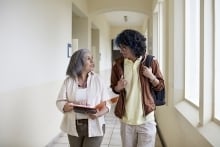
[100,77,111,111]
[56,79,68,113]
[151,58,165,91]
[110,64,121,94]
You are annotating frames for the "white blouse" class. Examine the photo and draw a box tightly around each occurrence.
[56,72,111,137]
[75,87,89,119]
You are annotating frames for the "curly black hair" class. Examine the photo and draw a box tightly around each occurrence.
[115,29,146,58]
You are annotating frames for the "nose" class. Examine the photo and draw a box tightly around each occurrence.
[120,48,126,54]
[90,58,94,63]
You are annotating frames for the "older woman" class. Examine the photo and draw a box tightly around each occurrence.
[56,48,111,147]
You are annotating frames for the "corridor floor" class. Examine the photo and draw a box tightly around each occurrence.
[47,104,162,147]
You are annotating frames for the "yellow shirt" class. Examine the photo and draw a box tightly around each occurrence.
[122,57,154,125]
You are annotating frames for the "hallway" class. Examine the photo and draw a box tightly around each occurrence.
[47,104,162,147]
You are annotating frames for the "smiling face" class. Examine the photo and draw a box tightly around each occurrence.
[82,52,95,73]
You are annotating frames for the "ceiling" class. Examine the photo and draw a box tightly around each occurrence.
[103,11,147,27]
[72,0,152,28]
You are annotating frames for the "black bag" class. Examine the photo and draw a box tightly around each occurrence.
[145,55,165,106]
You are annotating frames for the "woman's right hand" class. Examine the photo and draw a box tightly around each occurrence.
[63,102,74,112]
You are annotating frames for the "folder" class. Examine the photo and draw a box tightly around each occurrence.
[73,96,119,114]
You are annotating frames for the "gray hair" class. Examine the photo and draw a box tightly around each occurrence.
[66,48,90,80]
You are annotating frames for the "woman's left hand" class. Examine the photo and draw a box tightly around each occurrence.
[88,113,98,119]
[88,105,109,119]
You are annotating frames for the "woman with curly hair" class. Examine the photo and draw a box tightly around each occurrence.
[110,29,165,147]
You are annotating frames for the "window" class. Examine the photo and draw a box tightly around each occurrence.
[214,0,220,121]
[176,0,220,145]
[152,1,165,72]
[184,0,200,106]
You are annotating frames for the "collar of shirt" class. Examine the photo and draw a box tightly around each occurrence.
[124,56,142,66]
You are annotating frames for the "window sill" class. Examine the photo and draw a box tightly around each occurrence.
[175,101,220,146]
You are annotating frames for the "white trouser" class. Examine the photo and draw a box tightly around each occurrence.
[120,120,157,147]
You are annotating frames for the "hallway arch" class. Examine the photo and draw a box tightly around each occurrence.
[87,0,153,17]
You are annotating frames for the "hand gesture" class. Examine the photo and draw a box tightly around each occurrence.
[63,102,74,112]
[142,66,154,79]
[115,75,127,92]
[88,113,98,120]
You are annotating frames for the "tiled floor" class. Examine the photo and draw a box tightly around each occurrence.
[47,104,162,147]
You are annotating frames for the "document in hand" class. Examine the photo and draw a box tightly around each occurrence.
[73,95,119,114]
[73,104,97,114]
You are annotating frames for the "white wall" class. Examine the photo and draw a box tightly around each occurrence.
[89,14,112,83]
[0,0,72,146]
[91,29,100,73]
[72,16,90,49]
[110,26,143,39]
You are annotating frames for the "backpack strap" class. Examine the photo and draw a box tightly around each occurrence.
[145,54,154,67]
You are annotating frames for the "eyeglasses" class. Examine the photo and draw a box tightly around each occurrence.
[119,45,127,50]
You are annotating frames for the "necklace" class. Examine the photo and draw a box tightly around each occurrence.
[78,79,87,88]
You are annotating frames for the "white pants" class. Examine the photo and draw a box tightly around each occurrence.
[120,121,157,147]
